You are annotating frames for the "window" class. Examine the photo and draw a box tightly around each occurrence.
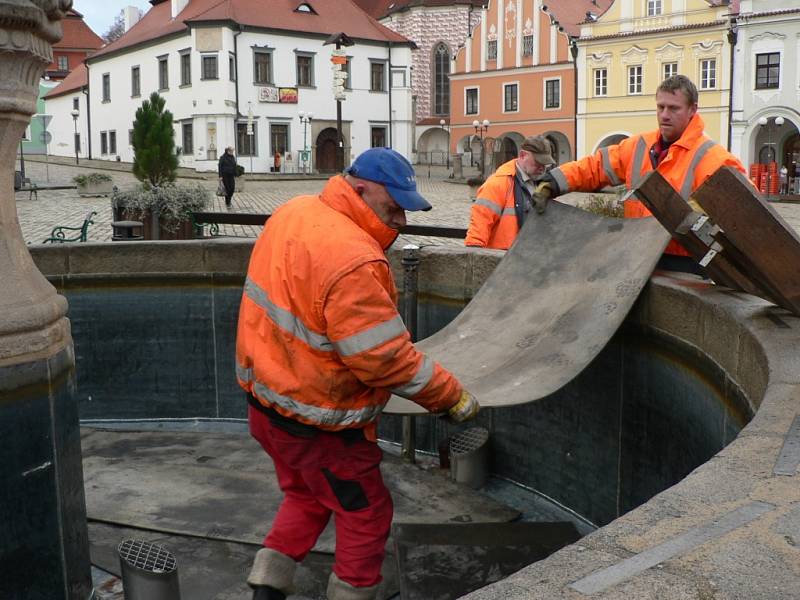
[370,61,386,92]
[594,69,607,96]
[229,53,236,81]
[504,83,518,112]
[270,123,289,156]
[755,52,780,89]
[433,43,450,116]
[236,122,256,156]
[647,0,662,16]
[487,40,497,60]
[57,55,68,71]
[254,50,273,84]
[109,131,117,155]
[296,54,314,87]
[72,97,79,110]
[628,65,643,94]
[180,52,191,86]
[131,66,140,97]
[159,56,169,90]
[100,131,108,155]
[102,73,110,102]
[700,58,716,89]
[545,79,560,108]
[663,62,677,80]
[129,129,134,146]
[371,127,386,148]
[201,55,218,80]
[465,87,478,115]
[181,122,193,154]
[523,35,534,57]
[74,133,80,154]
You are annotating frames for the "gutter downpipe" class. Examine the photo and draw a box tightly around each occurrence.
[571,40,578,160]
[233,24,243,142]
[726,22,737,151]
[84,61,92,159]
[388,41,393,149]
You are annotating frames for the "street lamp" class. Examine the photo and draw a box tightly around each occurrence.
[758,115,785,199]
[299,110,313,174]
[247,101,255,175]
[472,118,490,178]
[70,108,79,165]
[439,119,452,175]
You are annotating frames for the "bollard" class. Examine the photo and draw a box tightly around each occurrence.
[118,539,181,600]
[401,245,420,464]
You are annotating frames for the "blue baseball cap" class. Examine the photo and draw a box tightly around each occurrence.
[345,147,432,211]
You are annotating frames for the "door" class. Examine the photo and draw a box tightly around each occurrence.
[316,128,338,173]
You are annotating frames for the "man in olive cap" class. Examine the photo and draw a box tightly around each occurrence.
[465,135,555,249]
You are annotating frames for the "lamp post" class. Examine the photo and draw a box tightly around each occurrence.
[472,118,489,178]
[70,108,79,165]
[247,101,255,175]
[324,32,354,173]
[439,119,452,177]
[299,110,313,174]
[758,115,785,200]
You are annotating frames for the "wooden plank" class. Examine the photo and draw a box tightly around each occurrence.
[633,170,762,296]
[693,167,800,315]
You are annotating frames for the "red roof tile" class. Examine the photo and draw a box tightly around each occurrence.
[91,0,410,61]
[544,0,615,37]
[44,63,88,99]
[352,0,482,20]
[54,9,103,50]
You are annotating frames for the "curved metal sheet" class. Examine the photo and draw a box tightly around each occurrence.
[385,201,670,414]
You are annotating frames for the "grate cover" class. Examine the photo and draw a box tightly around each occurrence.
[450,427,489,456]
[118,539,177,574]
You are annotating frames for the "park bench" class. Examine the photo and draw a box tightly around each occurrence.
[42,210,96,244]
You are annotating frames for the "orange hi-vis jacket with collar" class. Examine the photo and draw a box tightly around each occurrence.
[547,113,747,256]
[235,175,463,441]
[465,159,521,250]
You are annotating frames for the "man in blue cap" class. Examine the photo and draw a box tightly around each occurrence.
[239,147,479,600]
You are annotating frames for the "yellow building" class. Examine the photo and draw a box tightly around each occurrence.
[575,0,736,157]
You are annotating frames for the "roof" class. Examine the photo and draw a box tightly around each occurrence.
[581,19,727,41]
[54,9,103,50]
[43,63,88,99]
[543,0,615,37]
[352,0,483,20]
[91,0,410,61]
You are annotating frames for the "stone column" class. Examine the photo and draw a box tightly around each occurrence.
[0,2,91,598]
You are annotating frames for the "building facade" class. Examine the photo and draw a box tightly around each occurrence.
[575,0,735,158]
[46,0,414,174]
[730,0,800,192]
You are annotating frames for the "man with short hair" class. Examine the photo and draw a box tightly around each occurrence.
[236,147,480,600]
[465,135,555,249]
[535,75,747,271]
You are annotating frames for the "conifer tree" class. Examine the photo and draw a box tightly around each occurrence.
[132,92,178,186]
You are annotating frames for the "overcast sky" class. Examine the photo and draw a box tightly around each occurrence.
[73,0,153,38]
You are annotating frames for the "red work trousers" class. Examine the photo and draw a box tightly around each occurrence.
[248,406,392,588]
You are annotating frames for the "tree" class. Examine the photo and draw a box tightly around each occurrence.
[103,12,125,44]
[132,92,178,187]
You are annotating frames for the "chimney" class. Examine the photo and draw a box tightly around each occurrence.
[123,6,142,31]
[171,0,190,19]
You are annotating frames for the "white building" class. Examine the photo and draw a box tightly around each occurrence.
[45,0,415,174]
[730,0,800,189]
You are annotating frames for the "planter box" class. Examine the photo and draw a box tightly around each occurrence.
[235,175,245,192]
[77,181,113,197]
[117,207,196,240]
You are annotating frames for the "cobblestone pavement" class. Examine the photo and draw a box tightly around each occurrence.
[15,156,800,247]
[15,158,476,248]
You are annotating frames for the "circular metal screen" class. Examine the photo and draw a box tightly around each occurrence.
[118,539,177,574]
[449,427,489,456]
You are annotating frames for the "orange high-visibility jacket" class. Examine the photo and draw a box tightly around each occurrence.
[548,113,746,256]
[235,175,463,441]
[465,159,521,250]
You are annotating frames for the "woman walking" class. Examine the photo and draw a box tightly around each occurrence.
[218,146,238,207]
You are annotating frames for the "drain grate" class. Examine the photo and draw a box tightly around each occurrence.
[450,427,489,456]
[118,539,177,574]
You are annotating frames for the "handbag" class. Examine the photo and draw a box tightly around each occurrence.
[216,179,226,197]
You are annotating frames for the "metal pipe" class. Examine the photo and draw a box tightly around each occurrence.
[400,244,420,463]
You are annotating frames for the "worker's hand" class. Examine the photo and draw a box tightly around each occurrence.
[532,181,553,215]
[447,390,480,422]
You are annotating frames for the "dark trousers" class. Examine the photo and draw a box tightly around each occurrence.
[222,174,235,204]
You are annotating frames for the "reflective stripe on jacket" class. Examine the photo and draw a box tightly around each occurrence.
[548,113,747,256]
[465,159,520,249]
[235,175,463,440]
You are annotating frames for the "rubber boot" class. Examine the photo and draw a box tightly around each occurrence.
[247,548,296,600]
[326,572,380,600]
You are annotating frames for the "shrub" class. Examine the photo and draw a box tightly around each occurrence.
[132,92,178,186]
[112,183,210,232]
[578,194,624,218]
[73,173,113,186]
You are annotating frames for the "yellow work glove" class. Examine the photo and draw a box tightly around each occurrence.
[447,390,480,423]
[532,181,553,215]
